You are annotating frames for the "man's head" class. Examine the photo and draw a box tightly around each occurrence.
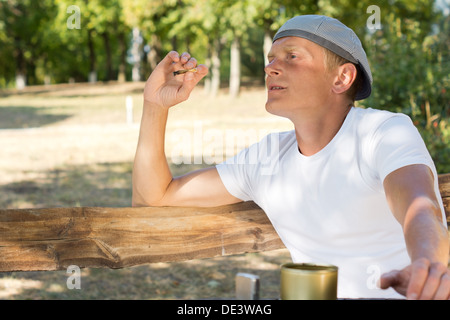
[265,15,372,117]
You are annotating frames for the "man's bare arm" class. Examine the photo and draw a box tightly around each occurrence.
[132,51,242,207]
[380,164,450,299]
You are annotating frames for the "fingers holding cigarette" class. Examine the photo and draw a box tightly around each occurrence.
[173,52,202,77]
[173,68,198,76]
[167,51,208,81]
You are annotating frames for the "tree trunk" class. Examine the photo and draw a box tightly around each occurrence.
[26,57,37,86]
[102,32,113,81]
[87,29,97,83]
[15,72,26,90]
[147,34,162,73]
[203,54,211,95]
[14,38,26,90]
[263,30,272,76]
[210,38,221,97]
[131,28,141,82]
[185,35,191,54]
[229,37,241,98]
[117,31,127,82]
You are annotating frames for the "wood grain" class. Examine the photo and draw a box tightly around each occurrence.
[1,174,448,272]
[0,202,284,272]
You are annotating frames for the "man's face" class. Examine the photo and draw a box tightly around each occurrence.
[265,37,334,118]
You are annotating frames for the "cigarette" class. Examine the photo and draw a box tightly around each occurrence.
[173,68,197,76]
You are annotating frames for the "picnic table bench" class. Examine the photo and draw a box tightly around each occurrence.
[0,173,449,272]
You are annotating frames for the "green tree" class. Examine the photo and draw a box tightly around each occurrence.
[200,0,229,97]
[251,0,319,76]
[364,12,449,173]
[85,0,128,81]
[50,0,130,83]
[0,0,57,88]
[221,0,257,98]
[51,0,90,83]
[123,0,180,79]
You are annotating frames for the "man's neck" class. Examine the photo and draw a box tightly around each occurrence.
[292,103,353,156]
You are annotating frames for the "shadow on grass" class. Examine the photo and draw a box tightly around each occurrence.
[0,162,134,208]
[0,250,290,300]
[0,161,213,208]
[0,82,145,99]
[0,106,72,129]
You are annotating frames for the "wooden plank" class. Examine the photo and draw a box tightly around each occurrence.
[0,173,448,272]
[438,173,450,221]
[0,202,285,272]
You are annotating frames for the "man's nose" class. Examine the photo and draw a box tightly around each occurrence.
[264,60,281,76]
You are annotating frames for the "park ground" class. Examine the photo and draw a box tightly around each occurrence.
[0,82,292,299]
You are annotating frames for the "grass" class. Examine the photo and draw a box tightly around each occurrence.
[0,250,291,300]
[0,82,292,300]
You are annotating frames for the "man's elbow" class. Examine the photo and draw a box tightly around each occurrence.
[132,199,146,207]
[408,196,443,223]
[132,192,161,207]
[131,194,145,207]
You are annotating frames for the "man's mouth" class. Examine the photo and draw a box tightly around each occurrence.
[269,85,286,91]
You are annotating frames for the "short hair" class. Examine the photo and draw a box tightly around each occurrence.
[322,48,363,102]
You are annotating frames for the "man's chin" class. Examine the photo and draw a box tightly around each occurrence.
[265,101,283,117]
[265,101,295,123]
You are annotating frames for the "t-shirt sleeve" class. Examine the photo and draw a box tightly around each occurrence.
[371,114,435,183]
[216,146,255,202]
[215,132,282,202]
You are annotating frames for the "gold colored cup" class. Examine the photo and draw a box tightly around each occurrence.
[280,263,338,300]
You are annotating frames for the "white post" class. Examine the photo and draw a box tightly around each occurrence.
[126,95,133,125]
[15,72,26,90]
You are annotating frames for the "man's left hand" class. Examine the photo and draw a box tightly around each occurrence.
[380,257,450,299]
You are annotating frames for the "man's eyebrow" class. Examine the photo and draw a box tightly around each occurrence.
[267,45,312,58]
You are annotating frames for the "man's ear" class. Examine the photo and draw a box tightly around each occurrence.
[332,63,357,95]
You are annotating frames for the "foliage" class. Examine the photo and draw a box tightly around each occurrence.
[363,13,449,173]
[0,0,57,85]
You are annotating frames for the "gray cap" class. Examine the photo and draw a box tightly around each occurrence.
[273,15,372,100]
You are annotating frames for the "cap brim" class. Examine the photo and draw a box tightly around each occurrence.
[273,30,358,64]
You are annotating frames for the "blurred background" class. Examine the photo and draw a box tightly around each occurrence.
[0,0,448,300]
[0,0,449,171]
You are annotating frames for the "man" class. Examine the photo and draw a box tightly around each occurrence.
[132,15,449,299]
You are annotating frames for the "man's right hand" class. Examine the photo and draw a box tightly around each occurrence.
[133,50,240,208]
[143,51,208,109]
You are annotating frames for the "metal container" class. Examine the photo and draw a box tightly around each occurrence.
[235,273,260,300]
[280,263,338,300]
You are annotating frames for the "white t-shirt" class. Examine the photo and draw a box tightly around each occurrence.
[216,107,446,299]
